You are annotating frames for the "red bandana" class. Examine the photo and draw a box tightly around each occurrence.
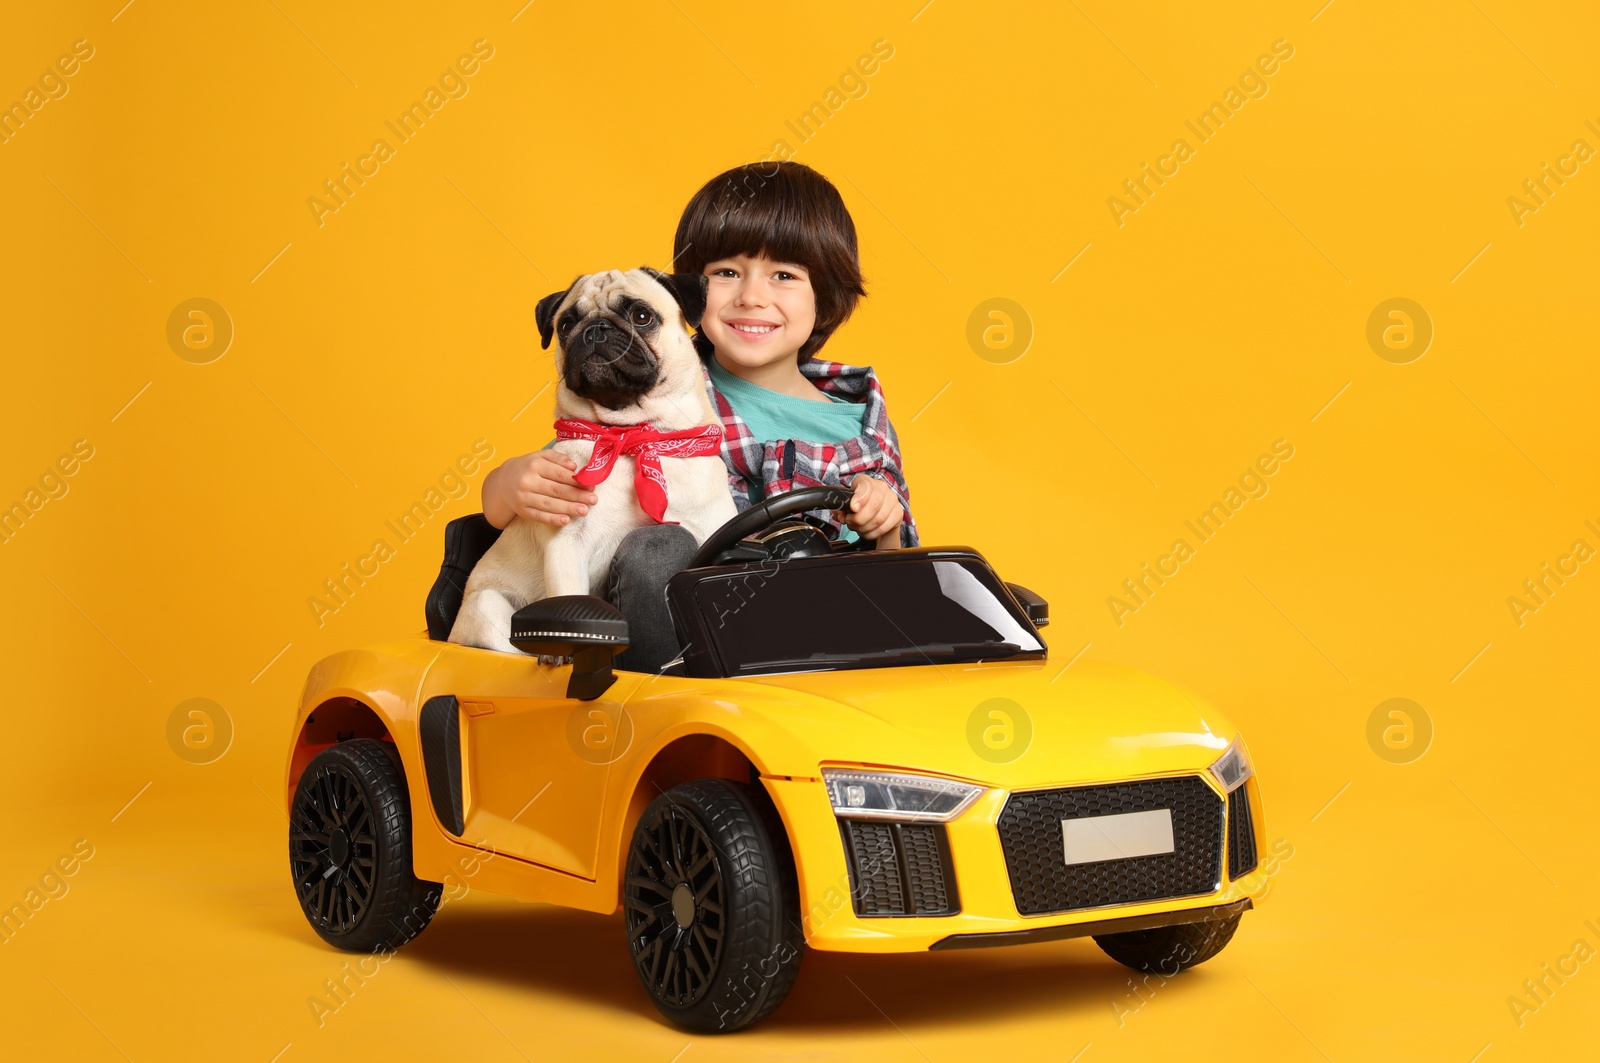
[554,419,724,524]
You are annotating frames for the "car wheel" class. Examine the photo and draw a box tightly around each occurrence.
[624,779,804,1032]
[289,738,442,953]
[1093,912,1242,974]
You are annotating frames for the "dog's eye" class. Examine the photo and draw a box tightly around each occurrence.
[558,316,574,334]
[630,306,654,327]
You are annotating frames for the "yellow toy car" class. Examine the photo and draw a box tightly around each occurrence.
[284,486,1268,1032]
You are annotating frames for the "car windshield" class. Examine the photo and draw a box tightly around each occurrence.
[681,554,1045,676]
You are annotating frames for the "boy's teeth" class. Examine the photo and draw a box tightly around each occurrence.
[733,323,775,333]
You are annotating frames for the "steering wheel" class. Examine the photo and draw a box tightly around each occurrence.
[690,484,865,568]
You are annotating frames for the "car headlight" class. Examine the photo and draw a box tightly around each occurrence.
[822,769,983,822]
[1208,736,1253,793]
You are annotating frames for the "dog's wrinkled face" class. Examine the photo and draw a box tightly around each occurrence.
[535,267,707,413]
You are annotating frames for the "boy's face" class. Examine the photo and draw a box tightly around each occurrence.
[700,253,816,371]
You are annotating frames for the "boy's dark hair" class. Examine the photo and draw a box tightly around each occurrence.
[672,161,867,363]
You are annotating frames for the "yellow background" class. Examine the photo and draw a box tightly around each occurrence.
[4,0,1597,1058]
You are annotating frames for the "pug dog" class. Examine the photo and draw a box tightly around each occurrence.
[448,268,737,653]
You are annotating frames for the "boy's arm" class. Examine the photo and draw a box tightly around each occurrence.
[864,371,917,548]
[482,448,598,530]
[864,377,915,547]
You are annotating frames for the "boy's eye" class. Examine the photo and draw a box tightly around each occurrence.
[630,305,654,327]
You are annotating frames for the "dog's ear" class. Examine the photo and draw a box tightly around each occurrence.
[535,278,580,350]
[639,267,708,330]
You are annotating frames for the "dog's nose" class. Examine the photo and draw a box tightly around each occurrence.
[583,319,612,345]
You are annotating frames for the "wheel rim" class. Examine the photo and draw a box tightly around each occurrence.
[625,802,726,1008]
[290,763,379,936]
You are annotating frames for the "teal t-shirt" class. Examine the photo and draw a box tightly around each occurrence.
[705,358,865,447]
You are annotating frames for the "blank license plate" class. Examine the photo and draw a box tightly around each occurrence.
[1061,808,1175,865]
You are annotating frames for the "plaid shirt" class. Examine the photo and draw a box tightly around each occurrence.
[703,357,919,547]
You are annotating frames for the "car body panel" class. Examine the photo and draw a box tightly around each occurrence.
[285,634,1267,950]
[724,658,1236,784]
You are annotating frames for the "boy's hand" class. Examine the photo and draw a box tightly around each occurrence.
[841,474,903,549]
[483,450,599,530]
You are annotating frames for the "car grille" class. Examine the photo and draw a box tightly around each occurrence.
[997,776,1223,916]
[1228,786,1259,879]
[839,820,959,917]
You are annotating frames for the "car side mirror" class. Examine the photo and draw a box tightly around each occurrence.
[1005,582,1049,628]
[510,595,630,700]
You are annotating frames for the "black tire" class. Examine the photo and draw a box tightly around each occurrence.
[624,779,804,1032]
[289,738,442,953]
[1093,912,1242,974]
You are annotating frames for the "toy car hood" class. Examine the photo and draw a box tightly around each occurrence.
[634,657,1239,787]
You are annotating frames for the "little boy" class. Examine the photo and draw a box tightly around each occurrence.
[482,161,917,671]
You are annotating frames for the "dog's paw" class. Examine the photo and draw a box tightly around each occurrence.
[537,653,573,667]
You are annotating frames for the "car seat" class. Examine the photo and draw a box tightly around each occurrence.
[424,514,503,640]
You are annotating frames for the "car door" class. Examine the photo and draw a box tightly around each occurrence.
[454,669,638,880]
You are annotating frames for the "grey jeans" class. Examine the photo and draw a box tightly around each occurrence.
[603,524,699,674]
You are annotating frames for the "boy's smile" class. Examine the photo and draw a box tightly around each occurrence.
[725,318,780,342]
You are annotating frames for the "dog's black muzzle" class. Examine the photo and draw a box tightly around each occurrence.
[562,316,660,409]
